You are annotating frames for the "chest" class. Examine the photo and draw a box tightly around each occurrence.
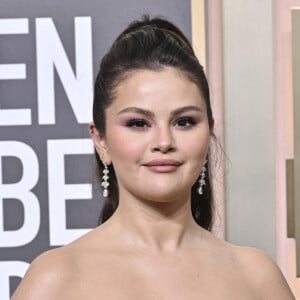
[73,255,260,300]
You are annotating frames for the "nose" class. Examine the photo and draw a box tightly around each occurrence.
[151,125,175,153]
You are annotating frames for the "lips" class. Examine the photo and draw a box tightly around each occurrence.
[143,159,182,172]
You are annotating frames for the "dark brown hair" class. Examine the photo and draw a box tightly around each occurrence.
[93,15,215,230]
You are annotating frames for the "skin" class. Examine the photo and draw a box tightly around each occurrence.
[12,67,295,300]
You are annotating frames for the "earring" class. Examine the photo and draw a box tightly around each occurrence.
[198,163,207,195]
[101,161,109,198]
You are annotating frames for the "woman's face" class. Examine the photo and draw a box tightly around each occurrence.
[93,67,211,203]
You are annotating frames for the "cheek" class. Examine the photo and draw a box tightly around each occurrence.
[105,127,147,164]
[180,130,210,159]
[186,134,210,181]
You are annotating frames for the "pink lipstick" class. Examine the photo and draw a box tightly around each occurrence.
[143,159,182,173]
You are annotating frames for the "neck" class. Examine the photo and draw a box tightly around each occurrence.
[110,191,201,253]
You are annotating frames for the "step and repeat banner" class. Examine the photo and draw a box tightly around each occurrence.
[0,0,191,298]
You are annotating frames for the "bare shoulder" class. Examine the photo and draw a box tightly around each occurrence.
[11,227,110,300]
[233,245,295,299]
[11,246,79,300]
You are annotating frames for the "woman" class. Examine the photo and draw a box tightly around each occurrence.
[12,15,295,299]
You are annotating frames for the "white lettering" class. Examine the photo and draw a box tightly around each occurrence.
[47,139,93,246]
[0,261,29,300]
[0,141,40,247]
[36,17,93,125]
[0,19,29,34]
[0,18,31,126]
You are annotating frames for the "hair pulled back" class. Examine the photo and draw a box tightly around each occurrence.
[93,15,214,230]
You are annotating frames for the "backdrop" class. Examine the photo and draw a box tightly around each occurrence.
[0,1,191,298]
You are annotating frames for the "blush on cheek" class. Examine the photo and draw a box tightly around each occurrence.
[186,134,209,155]
[105,129,147,164]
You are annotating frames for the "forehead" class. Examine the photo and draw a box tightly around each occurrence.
[110,67,205,110]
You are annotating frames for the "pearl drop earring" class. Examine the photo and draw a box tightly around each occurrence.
[198,163,206,195]
[101,161,109,198]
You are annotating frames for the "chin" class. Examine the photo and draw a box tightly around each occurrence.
[139,189,188,204]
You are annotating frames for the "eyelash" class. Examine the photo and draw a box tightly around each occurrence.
[125,117,197,130]
[174,117,197,128]
[125,119,150,129]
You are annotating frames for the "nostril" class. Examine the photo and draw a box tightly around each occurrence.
[151,128,175,153]
[152,143,175,153]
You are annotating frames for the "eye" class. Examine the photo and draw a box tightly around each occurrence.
[126,119,150,129]
[175,117,196,128]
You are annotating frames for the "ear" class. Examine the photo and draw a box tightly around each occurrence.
[89,122,112,165]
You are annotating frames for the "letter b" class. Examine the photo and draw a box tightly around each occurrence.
[0,141,40,247]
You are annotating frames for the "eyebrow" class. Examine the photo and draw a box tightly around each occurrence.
[117,105,204,118]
